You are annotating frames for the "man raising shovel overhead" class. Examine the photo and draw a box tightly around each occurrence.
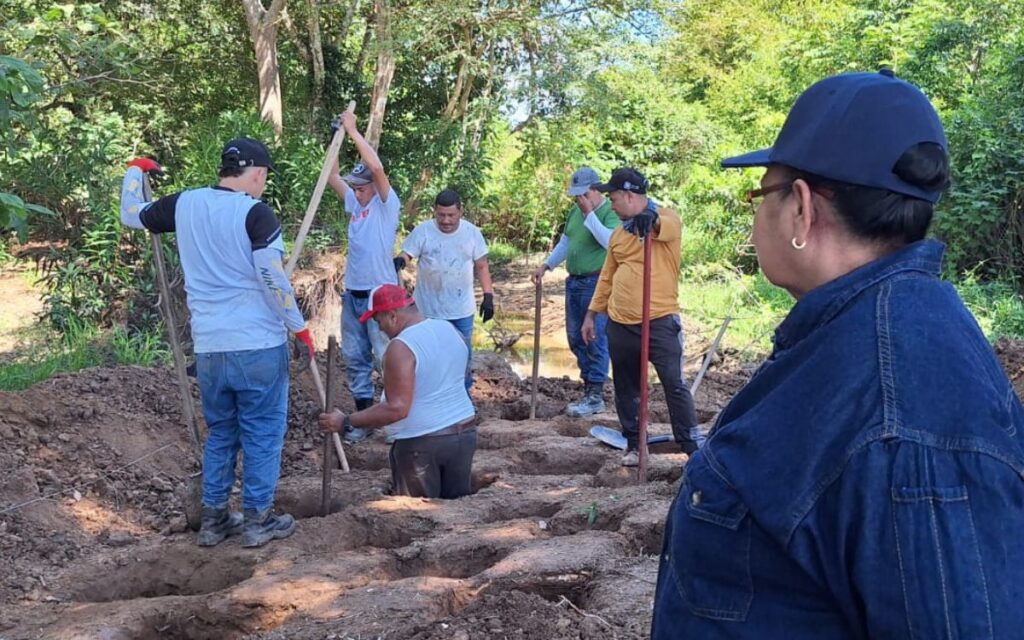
[119,139,308,547]
[582,168,702,467]
[326,111,402,443]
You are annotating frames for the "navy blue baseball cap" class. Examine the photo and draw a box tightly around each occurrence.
[595,167,649,194]
[220,137,276,173]
[721,70,948,203]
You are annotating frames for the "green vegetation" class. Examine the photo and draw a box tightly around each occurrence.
[0,0,1021,385]
[0,320,168,391]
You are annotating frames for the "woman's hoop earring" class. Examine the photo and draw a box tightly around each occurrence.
[791,238,807,250]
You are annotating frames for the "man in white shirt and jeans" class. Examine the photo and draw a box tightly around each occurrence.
[395,189,494,390]
[319,285,477,499]
[327,111,400,442]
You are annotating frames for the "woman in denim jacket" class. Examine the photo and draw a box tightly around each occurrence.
[652,70,1024,639]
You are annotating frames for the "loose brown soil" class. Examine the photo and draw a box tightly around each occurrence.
[2,255,1022,639]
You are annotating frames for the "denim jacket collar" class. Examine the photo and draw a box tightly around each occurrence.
[773,239,945,352]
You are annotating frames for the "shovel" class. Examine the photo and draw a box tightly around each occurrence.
[143,174,205,531]
[529,279,542,420]
[637,232,653,483]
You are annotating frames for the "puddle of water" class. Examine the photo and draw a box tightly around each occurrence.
[475,315,662,382]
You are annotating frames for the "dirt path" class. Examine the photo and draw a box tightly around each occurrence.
[0,266,44,358]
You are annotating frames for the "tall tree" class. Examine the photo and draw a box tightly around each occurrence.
[241,0,288,137]
[306,0,326,120]
[365,0,395,149]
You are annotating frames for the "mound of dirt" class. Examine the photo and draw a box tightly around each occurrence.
[995,337,1024,401]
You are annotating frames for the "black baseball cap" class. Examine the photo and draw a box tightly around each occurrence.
[721,70,947,203]
[594,167,649,194]
[220,137,276,173]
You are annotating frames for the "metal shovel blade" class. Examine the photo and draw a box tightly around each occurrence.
[590,425,672,450]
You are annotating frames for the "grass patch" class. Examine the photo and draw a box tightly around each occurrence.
[486,240,522,267]
[678,263,793,360]
[956,275,1024,341]
[0,319,169,391]
[678,263,1024,361]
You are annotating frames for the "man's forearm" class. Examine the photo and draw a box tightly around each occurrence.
[476,258,493,294]
[346,125,384,173]
[349,400,409,429]
[120,167,150,229]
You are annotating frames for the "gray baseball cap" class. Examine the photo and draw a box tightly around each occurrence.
[566,166,600,196]
[342,162,373,186]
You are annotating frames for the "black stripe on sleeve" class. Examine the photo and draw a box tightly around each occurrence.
[245,202,283,251]
[139,192,181,233]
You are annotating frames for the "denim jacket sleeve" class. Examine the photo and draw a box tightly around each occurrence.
[790,438,1024,640]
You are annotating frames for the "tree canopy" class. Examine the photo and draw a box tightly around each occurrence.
[1,0,1021,330]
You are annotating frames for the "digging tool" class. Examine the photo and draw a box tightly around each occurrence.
[690,316,731,398]
[143,174,204,531]
[306,353,350,473]
[589,425,671,450]
[282,101,355,473]
[637,232,653,483]
[321,335,340,515]
[529,279,542,420]
[285,100,356,275]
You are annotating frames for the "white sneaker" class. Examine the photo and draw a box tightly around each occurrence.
[621,450,639,467]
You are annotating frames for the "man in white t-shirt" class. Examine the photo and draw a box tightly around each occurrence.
[327,111,400,443]
[319,285,477,499]
[396,189,494,390]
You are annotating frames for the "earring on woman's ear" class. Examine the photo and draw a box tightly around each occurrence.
[791,238,807,250]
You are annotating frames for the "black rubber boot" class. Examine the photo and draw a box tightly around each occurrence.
[196,506,243,547]
[241,508,296,548]
[345,398,373,443]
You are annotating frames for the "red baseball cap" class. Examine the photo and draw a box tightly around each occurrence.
[358,284,414,323]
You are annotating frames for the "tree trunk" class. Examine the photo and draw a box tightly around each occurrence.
[354,14,373,75]
[241,0,287,138]
[364,0,395,150]
[336,0,361,47]
[307,0,325,119]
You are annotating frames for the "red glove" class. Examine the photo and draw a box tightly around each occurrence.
[127,157,163,175]
[293,328,315,361]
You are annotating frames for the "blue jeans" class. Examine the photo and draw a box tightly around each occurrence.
[446,315,474,390]
[341,291,389,401]
[565,274,609,385]
[196,343,289,511]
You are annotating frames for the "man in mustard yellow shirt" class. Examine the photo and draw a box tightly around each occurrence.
[581,168,699,466]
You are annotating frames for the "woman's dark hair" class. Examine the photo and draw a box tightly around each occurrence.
[218,166,246,179]
[791,142,950,246]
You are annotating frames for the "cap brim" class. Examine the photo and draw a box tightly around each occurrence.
[593,182,614,193]
[344,175,372,186]
[720,147,773,168]
[566,185,590,196]
[358,309,376,324]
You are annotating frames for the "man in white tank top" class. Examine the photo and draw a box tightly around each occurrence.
[319,285,477,498]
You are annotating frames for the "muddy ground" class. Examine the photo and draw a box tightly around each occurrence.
[1,255,1022,640]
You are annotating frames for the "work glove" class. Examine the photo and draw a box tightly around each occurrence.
[393,255,407,272]
[625,206,658,239]
[479,293,494,323]
[292,328,315,362]
[127,157,164,177]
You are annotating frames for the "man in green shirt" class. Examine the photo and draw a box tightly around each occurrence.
[532,166,620,416]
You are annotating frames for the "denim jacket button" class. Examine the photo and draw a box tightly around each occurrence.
[691,490,702,506]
